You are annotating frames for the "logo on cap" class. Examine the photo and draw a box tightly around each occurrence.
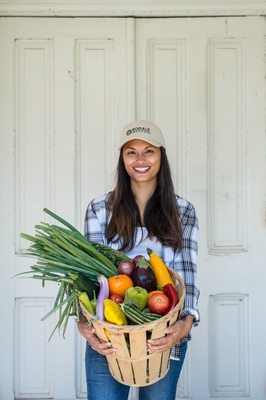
[126,127,151,136]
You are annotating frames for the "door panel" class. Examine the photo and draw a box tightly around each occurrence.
[0,16,265,400]
[0,17,128,400]
[135,17,266,399]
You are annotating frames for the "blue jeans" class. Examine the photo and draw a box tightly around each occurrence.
[85,341,187,400]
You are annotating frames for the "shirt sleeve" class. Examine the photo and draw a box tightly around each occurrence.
[84,195,109,244]
[173,199,200,325]
[180,202,200,324]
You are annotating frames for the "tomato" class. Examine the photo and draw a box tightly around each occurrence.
[148,293,170,315]
[148,290,164,298]
[109,293,124,304]
[108,274,134,298]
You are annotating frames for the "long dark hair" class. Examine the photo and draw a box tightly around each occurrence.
[106,147,183,253]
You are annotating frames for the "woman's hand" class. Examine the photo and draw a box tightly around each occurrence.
[147,315,194,354]
[77,315,117,356]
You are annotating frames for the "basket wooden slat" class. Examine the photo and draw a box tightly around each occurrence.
[161,350,171,377]
[106,356,122,382]
[131,360,147,386]
[81,267,185,387]
[130,330,147,357]
[149,352,163,381]
[108,331,130,357]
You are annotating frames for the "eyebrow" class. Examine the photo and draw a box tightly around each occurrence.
[125,145,154,150]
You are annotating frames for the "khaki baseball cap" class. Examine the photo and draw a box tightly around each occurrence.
[118,120,166,150]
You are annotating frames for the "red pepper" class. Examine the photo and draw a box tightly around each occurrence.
[163,284,179,316]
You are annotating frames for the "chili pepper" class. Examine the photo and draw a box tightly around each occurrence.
[163,284,179,316]
[104,299,127,325]
[78,292,95,316]
[91,290,97,313]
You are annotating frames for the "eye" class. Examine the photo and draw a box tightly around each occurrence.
[145,148,154,154]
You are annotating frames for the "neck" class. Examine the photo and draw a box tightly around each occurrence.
[131,181,156,222]
[131,181,155,202]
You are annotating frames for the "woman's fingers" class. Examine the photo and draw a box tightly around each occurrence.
[77,321,117,355]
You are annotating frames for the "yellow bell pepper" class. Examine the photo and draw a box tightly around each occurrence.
[104,299,127,325]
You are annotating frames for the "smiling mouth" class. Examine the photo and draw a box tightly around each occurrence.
[134,167,150,172]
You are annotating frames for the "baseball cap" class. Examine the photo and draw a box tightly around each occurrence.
[118,120,166,150]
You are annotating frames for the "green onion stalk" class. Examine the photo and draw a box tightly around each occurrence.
[17,208,131,340]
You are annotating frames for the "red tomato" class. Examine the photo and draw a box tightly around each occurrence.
[148,293,170,315]
[109,293,123,304]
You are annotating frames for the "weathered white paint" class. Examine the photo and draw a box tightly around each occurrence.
[0,15,265,400]
[15,38,55,254]
[207,38,248,254]
[0,1,266,16]
[209,293,249,397]
[14,298,55,398]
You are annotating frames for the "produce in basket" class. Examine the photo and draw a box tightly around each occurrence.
[124,286,149,311]
[96,274,109,321]
[146,247,175,287]
[16,207,183,346]
[131,256,157,292]
[16,208,186,387]
[16,208,130,340]
[78,292,95,315]
[79,266,185,387]
[117,260,135,277]
[147,293,170,315]
[104,299,127,325]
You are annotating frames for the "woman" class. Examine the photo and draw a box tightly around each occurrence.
[77,120,200,400]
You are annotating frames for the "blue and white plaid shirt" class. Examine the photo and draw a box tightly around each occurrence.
[84,193,200,359]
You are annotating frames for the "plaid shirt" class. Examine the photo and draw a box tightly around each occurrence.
[84,193,200,360]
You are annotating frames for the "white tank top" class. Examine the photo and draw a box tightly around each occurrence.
[124,227,163,260]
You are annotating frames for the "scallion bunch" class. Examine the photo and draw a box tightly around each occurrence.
[17,208,131,340]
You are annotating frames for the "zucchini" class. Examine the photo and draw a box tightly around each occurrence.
[69,272,99,299]
[120,303,161,325]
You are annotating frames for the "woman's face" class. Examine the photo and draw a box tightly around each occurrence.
[122,139,161,185]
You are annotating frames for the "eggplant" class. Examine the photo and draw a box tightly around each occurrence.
[132,257,157,292]
[96,274,109,320]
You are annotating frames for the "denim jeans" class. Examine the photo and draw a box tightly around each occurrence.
[85,341,187,400]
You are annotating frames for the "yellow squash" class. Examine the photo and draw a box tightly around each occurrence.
[103,299,127,325]
[146,247,175,288]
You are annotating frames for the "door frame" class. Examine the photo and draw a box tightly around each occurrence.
[0,0,265,17]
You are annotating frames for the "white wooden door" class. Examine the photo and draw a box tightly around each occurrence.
[134,17,266,399]
[1,16,266,400]
[0,17,129,400]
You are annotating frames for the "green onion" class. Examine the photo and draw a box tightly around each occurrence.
[17,208,133,340]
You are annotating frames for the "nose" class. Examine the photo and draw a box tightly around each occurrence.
[135,152,147,161]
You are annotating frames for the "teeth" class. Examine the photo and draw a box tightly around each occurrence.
[134,167,149,172]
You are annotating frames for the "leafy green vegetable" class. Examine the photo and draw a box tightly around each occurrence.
[17,208,130,340]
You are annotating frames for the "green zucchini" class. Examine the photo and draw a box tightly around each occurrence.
[120,303,161,325]
[69,272,99,299]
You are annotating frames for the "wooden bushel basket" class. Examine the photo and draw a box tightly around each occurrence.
[80,267,185,387]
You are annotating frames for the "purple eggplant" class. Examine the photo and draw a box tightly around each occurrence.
[132,257,157,292]
[96,274,109,320]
